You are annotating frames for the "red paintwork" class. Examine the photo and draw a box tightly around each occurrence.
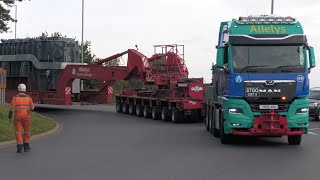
[5,45,204,109]
[116,45,204,112]
[232,111,304,136]
[188,82,205,100]
[95,51,128,65]
[183,101,203,109]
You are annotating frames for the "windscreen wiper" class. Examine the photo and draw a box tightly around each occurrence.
[240,65,270,73]
[272,65,303,73]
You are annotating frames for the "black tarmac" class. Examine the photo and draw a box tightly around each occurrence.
[1,105,320,180]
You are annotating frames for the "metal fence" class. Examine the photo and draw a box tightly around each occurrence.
[0,68,6,108]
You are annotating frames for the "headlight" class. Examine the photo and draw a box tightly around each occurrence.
[309,103,318,107]
[296,108,309,114]
[229,108,243,115]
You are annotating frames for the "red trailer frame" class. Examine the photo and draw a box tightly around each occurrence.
[5,45,205,124]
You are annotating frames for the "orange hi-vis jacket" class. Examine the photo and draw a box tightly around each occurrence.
[9,93,35,120]
[9,93,35,144]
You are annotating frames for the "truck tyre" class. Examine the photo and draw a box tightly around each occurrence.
[219,109,231,144]
[152,107,161,120]
[192,110,200,123]
[136,105,143,117]
[288,135,302,145]
[172,108,181,123]
[161,108,169,122]
[122,103,129,114]
[143,106,151,118]
[315,108,320,121]
[129,104,136,115]
[211,107,220,138]
[205,105,210,131]
[116,102,122,113]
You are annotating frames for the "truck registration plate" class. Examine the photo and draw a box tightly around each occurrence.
[259,105,278,109]
[245,87,260,97]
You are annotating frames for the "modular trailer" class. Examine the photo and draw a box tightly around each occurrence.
[116,45,205,123]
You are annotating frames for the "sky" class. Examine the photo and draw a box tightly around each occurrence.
[1,0,320,87]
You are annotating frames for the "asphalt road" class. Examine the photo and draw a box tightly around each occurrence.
[1,105,320,180]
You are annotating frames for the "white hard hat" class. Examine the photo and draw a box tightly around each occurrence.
[18,83,27,92]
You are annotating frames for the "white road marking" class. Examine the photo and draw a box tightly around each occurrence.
[308,128,320,131]
[308,132,319,136]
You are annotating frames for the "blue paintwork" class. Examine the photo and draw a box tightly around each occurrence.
[219,73,309,98]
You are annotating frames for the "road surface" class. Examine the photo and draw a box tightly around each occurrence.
[0,105,320,180]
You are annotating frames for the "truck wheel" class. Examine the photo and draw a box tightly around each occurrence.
[211,107,220,138]
[315,108,320,121]
[205,105,210,131]
[143,106,151,118]
[122,103,129,114]
[172,108,181,123]
[116,102,122,113]
[129,104,136,115]
[288,135,302,145]
[136,105,143,117]
[152,107,161,120]
[219,109,231,144]
[161,108,169,122]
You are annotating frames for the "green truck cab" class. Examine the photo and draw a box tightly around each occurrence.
[205,15,316,145]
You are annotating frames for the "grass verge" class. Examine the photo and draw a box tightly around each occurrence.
[0,104,56,142]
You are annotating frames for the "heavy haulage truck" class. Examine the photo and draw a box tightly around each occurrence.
[205,15,316,145]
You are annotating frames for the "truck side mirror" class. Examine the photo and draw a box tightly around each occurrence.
[216,48,224,66]
[309,47,316,68]
[215,66,229,74]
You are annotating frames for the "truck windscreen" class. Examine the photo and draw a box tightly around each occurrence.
[231,46,305,73]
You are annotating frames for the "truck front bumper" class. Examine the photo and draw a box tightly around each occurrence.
[230,112,305,136]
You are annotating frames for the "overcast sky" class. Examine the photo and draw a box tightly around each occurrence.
[1,0,319,87]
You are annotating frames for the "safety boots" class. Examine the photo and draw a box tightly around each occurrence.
[24,143,31,152]
[16,144,23,153]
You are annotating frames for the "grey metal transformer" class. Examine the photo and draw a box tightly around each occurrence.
[0,36,81,91]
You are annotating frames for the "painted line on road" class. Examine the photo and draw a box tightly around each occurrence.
[308,132,319,136]
[308,128,320,131]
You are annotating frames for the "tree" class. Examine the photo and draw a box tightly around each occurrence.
[81,40,121,90]
[0,0,25,33]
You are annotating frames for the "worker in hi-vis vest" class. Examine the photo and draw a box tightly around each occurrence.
[8,83,35,153]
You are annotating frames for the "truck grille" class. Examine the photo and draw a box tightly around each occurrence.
[250,103,289,113]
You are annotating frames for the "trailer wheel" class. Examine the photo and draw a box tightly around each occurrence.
[288,135,302,145]
[143,106,151,118]
[152,107,161,120]
[219,109,231,144]
[191,110,200,123]
[161,108,169,122]
[172,108,181,123]
[136,105,143,117]
[129,104,136,115]
[122,103,129,114]
[315,108,320,121]
[116,102,122,113]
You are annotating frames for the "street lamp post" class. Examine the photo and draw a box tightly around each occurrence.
[14,5,17,39]
[80,0,85,91]
[271,0,274,14]
[81,0,84,63]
